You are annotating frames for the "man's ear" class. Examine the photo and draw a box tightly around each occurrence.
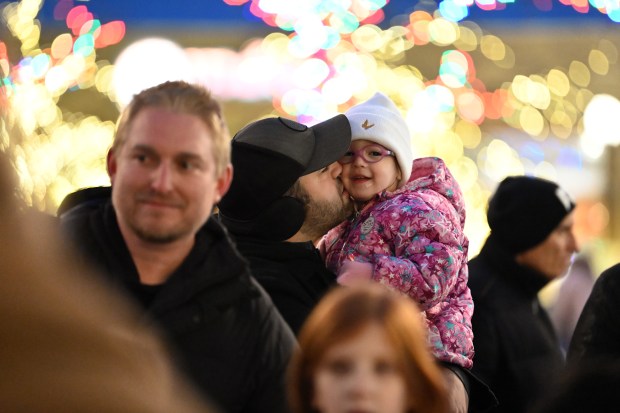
[214,163,233,204]
[106,149,117,183]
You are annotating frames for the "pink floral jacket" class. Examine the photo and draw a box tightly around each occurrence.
[324,157,474,368]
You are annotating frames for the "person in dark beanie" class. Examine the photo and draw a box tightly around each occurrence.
[467,175,578,413]
[217,115,353,335]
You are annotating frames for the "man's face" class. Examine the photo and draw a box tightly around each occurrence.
[516,211,579,279]
[107,107,232,245]
[297,162,353,241]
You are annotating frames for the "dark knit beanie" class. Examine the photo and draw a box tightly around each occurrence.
[487,176,575,254]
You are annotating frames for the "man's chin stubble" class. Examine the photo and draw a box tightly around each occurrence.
[132,225,185,244]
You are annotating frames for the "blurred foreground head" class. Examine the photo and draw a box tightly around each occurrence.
[0,151,216,412]
[289,284,447,413]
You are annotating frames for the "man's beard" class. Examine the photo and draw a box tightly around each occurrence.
[130,221,189,244]
[301,195,353,242]
[124,192,193,244]
[134,229,182,244]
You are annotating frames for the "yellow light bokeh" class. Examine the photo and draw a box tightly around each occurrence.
[1,0,617,260]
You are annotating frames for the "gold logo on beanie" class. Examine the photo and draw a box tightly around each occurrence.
[361,119,375,129]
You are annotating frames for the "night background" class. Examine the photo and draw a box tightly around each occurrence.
[1,0,619,291]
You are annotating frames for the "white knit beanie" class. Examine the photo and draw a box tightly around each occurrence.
[345,92,413,187]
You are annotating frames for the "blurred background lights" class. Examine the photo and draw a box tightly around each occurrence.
[428,17,460,45]
[480,34,506,61]
[258,0,293,15]
[456,91,485,124]
[589,49,610,75]
[321,77,354,105]
[293,16,329,55]
[479,138,525,180]
[439,50,470,88]
[294,58,330,89]
[1,0,619,261]
[112,38,196,107]
[328,10,360,34]
[547,69,570,97]
[439,0,469,22]
[580,94,620,158]
[569,60,591,88]
[50,32,72,59]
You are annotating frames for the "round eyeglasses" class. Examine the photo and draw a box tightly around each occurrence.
[338,144,395,164]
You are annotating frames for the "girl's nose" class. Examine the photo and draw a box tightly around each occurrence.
[352,154,367,167]
[346,369,375,399]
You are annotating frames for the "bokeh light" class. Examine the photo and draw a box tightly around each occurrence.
[1,0,618,259]
[112,38,196,107]
[1,0,124,211]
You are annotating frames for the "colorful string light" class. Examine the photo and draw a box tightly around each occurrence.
[1,0,616,256]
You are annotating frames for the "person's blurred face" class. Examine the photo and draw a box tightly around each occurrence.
[340,139,401,203]
[108,107,232,244]
[516,211,579,279]
[312,323,409,413]
[297,162,353,240]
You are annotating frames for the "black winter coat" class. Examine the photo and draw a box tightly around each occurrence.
[467,238,564,413]
[568,263,620,363]
[229,230,500,413]
[60,198,296,413]
[228,235,337,335]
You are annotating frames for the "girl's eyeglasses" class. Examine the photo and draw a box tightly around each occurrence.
[338,144,395,164]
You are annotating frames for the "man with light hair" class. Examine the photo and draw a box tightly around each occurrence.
[59,81,296,413]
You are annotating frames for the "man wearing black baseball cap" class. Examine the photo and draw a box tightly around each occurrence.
[468,176,579,413]
[218,115,353,335]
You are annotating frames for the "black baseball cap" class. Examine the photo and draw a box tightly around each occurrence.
[218,114,351,241]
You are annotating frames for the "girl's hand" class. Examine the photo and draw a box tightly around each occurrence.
[337,261,373,286]
[316,238,327,261]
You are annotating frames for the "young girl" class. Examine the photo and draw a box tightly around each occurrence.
[288,284,447,413]
[323,92,474,370]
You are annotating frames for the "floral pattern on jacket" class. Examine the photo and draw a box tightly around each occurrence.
[324,157,474,368]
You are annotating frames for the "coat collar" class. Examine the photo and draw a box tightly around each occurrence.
[479,235,550,298]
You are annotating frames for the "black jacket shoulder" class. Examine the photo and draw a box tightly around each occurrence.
[568,263,620,364]
[467,239,563,413]
[59,188,296,413]
[229,234,337,335]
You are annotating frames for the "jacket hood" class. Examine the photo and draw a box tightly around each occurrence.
[58,186,255,311]
[58,186,111,218]
[378,157,466,227]
[479,235,551,296]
